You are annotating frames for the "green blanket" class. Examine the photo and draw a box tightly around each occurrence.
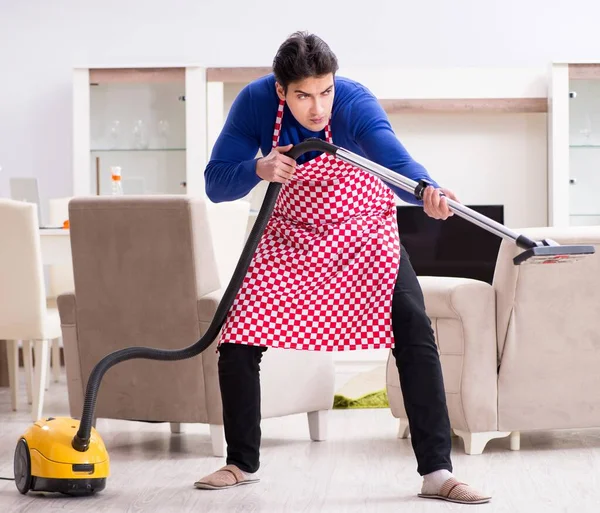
[333,389,389,409]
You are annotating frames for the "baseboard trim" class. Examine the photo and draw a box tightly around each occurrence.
[334,359,388,376]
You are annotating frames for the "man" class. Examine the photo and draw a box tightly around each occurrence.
[196,31,491,505]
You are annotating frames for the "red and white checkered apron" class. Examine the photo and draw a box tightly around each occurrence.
[218,99,400,351]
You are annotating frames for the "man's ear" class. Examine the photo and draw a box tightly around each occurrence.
[275,81,286,101]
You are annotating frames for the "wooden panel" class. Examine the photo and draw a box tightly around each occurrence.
[89,68,185,84]
[0,342,8,387]
[379,98,547,113]
[569,64,600,80]
[207,67,272,82]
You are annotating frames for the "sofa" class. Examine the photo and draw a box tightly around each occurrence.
[386,226,600,454]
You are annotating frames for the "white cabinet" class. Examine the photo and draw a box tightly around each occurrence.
[72,66,207,198]
[548,63,600,226]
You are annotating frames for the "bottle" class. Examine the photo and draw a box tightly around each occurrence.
[110,166,123,196]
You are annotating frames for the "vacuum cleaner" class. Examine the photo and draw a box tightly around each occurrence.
[14,139,595,496]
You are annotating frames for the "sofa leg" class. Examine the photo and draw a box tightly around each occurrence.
[170,422,183,434]
[397,418,410,439]
[510,431,521,451]
[453,430,511,455]
[307,410,328,442]
[210,424,226,457]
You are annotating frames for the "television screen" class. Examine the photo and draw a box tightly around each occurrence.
[396,205,504,285]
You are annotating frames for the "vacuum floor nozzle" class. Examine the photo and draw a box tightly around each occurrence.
[514,244,596,265]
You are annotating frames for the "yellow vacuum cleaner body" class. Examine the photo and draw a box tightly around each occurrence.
[14,417,109,495]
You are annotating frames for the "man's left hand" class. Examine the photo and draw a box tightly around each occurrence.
[422,186,459,220]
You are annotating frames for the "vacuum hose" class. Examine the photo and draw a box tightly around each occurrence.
[72,139,338,451]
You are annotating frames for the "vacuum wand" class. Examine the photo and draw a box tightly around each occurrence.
[290,138,595,265]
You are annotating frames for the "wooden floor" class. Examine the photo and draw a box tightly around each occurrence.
[1,371,600,512]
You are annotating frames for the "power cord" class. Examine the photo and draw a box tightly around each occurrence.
[0,477,15,481]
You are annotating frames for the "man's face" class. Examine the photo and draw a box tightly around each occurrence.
[276,74,335,132]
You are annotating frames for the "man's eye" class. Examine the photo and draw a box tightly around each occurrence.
[298,95,308,99]
[322,90,331,96]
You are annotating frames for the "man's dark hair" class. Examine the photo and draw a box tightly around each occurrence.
[272,31,339,92]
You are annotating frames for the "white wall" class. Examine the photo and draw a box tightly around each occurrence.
[389,112,548,228]
[2,0,600,216]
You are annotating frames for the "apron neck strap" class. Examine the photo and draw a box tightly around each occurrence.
[272,99,333,148]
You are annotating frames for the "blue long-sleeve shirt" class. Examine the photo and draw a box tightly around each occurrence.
[204,74,439,205]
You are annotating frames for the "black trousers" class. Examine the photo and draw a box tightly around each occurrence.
[217,244,453,475]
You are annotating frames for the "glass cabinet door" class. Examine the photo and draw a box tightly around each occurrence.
[88,68,187,196]
[568,68,600,226]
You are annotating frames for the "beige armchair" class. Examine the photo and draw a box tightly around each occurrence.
[59,196,334,457]
[386,226,600,454]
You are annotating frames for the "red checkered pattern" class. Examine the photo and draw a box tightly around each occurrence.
[272,100,284,148]
[219,100,400,351]
[324,122,332,144]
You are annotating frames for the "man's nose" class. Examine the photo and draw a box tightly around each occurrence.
[311,98,325,116]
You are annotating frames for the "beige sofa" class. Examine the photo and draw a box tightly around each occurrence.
[386,226,600,454]
[58,196,334,457]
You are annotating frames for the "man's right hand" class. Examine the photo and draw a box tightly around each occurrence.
[256,144,297,184]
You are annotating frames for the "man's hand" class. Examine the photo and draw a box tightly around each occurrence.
[422,186,459,220]
[256,144,296,184]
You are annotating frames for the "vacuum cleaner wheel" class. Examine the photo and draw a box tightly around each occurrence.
[14,438,32,494]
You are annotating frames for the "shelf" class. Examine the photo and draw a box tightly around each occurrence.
[207,67,271,83]
[205,67,547,113]
[90,148,186,152]
[569,144,600,148]
[89,68,185,84]
[379,98,547,114]
[569,64,600,80]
